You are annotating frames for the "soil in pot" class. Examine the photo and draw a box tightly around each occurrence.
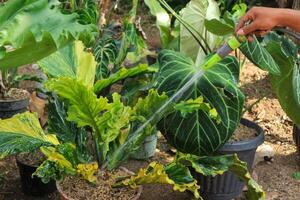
[229,123,257,142]
[0,88,30,119]
[16,151,56,196]
[57,168,142,200]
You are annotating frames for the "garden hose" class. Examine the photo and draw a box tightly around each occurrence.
[203,35,247,70]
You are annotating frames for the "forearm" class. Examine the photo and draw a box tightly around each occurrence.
[279,9,300,33]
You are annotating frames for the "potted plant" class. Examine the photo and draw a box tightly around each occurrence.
[0,0,97,120]
[118,0,300,199]
[0,0,98,196]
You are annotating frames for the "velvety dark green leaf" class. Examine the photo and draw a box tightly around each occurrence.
[93,37,118,79]
[239,36,281,75]
[156,50,244,156]
[0,112,59,158]
[0,0,97,69]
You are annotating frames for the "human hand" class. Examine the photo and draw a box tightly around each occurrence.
[236,7,283,42]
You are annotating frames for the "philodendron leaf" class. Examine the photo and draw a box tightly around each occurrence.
[176,153,265,200]
[121,162,200,199]
[93,64,157,94]
[144,0,171,48]
[38,41,96,87]
[0,0,97,69]
[180,0,220,65]
[204,19,233,36]
[263,33,300,127]
[239,36,281,75]
[0,112,59,158]
[156,50,244,156]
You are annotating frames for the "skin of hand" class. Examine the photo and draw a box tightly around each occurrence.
[236,7,300,42]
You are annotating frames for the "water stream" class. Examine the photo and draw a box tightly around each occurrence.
[103,67,206,169]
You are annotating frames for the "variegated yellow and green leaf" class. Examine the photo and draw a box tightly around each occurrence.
[38,41,97,87]
[176,153,265,200]
[121,162,200,199]
[156,50,244,156]
[0,0,97,69]
[0,112,59,158]
[76,162,98,183]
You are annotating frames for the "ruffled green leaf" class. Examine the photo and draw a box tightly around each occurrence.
[121,161,200,199]
[38,41,96,87]
[0,0,97,69]
[0,112,59,158]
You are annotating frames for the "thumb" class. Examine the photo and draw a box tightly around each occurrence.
[241,21,260,35]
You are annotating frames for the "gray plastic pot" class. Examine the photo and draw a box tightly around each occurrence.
[131,134,157,160]
[293,125,300,153]
[0,97,29,119]
[192,118,264,200]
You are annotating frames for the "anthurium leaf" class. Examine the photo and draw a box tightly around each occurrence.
[176,153,265,200]
[180,0,220,65]
[239,36,281,75]
[33,146,77,183]
[93,37,118,79]
[263,33,300,127]
[144,0,171,48]
[204,19,234,36]
[76,162,98,183]
[0,0,97,69]
[0,112,59,158]
[38,41,96,87]
[156,50,244,156]
[121,162,200,199]
[93,64,157,94]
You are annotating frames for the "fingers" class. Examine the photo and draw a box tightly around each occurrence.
[236,9,255,31]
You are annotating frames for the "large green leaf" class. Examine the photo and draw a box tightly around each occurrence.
[121,161,200,199]
[180,0,220,65]
[263,33,300,127]
[0,0,97,69]
[239,36,281,75]
[144,0,171,48]
[0,112,59,158]
[38,41,96,87]
[156,50,244,156]
[176,153,265,200]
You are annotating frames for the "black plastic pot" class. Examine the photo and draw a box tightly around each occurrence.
[293,125,300,153]
[0,97,29,119]
[192,118,264,200]
[16,157,56,196]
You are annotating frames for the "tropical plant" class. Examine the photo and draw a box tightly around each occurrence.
[0,0,97,97]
